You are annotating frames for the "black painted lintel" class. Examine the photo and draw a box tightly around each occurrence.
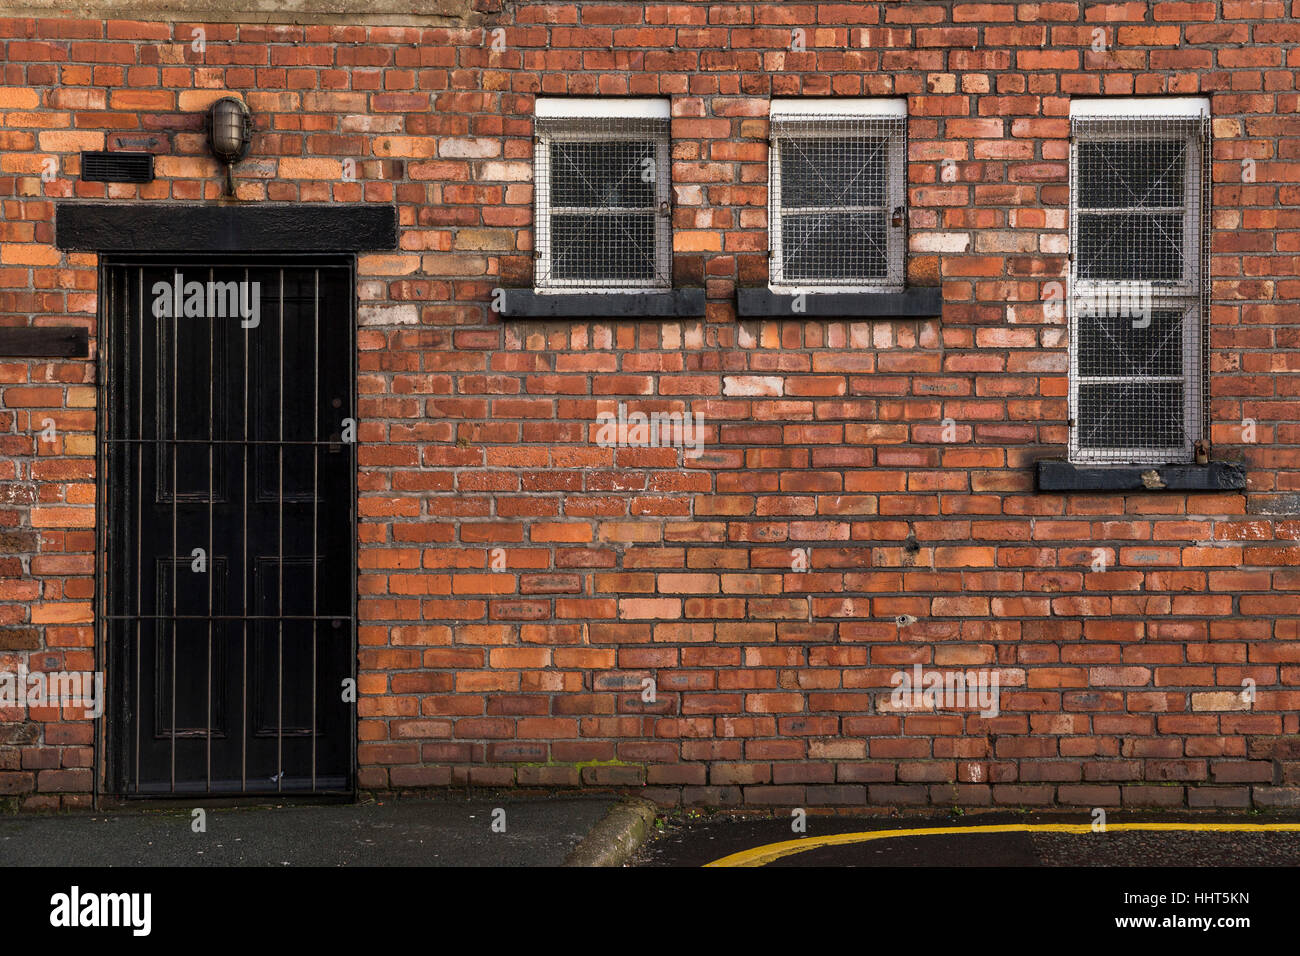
[1036,458,1246,493]
[737,286,943,318]
[500,288,705,319]
[0,326,89,359]
[55,202,398,253]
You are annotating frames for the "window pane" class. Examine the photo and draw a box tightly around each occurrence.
[1077,139,1186,209]
[781,211,888,282]
[1077,381,1184,450]
[1076,212,1183,281]
[779,136,888,208]
[1076,307,1185,378]
[549,213,656,282]
[550,141,657,208]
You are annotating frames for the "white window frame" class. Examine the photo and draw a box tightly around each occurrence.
[767,98,907,294]
[1067,98,1211,465]
[533,97,672,294]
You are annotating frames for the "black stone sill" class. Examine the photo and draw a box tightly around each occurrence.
[737,286,943,318]
[499,288,705,318]
[1036,459,1246,493]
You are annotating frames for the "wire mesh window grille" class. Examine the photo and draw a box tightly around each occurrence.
[1069,115,1211,463]
[533,115,672,291]
[769,115,906,290]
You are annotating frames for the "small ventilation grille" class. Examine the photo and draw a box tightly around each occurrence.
[81,151,154,184]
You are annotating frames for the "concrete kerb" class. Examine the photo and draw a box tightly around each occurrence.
[563,797,658,867]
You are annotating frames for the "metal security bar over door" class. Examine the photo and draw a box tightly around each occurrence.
[101,260,355,796]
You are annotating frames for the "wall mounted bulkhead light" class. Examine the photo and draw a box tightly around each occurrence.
[206,97,252,197]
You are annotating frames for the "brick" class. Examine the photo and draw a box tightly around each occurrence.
[0,88,41,109]
[0,4,1295,815]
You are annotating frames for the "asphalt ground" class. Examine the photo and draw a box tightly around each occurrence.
[2,803,1291,942]
[634,811,1300,867]
[0,795,615,867]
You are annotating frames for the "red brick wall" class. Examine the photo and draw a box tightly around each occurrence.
[3,1,1300,809]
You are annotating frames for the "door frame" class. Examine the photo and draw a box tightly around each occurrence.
[93,252,359,803]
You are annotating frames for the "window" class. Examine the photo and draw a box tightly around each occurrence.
[768,99,907,292]
[1068,98,1211,464]
[533,98,671,292]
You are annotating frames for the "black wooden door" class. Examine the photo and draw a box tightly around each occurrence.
[101,259,355,795]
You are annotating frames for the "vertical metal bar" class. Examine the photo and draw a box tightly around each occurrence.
[96,265,111,803]
[311,269,319,791]
[134,267,143,794]
[349,263,358,796]
[207,266,215,792]
[277,268,284,791]
[241,266,249,793]
[1200,114,1212,451]
[170,268,179,794]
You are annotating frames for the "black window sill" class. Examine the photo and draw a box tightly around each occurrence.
[1036,459,1246,493]
[736,286,942,318]
[499,288,705,318]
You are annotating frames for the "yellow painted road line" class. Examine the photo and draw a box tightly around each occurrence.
[705,822,1300,868]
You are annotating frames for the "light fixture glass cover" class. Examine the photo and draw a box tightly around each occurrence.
[207,97,250,164]
[207,97,250,196]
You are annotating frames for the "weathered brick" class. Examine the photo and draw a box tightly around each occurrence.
[0,2,1296,813]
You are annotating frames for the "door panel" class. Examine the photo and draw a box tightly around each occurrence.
[102,260,355,796]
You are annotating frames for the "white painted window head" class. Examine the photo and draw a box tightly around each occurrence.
[1069,97,1210,118]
